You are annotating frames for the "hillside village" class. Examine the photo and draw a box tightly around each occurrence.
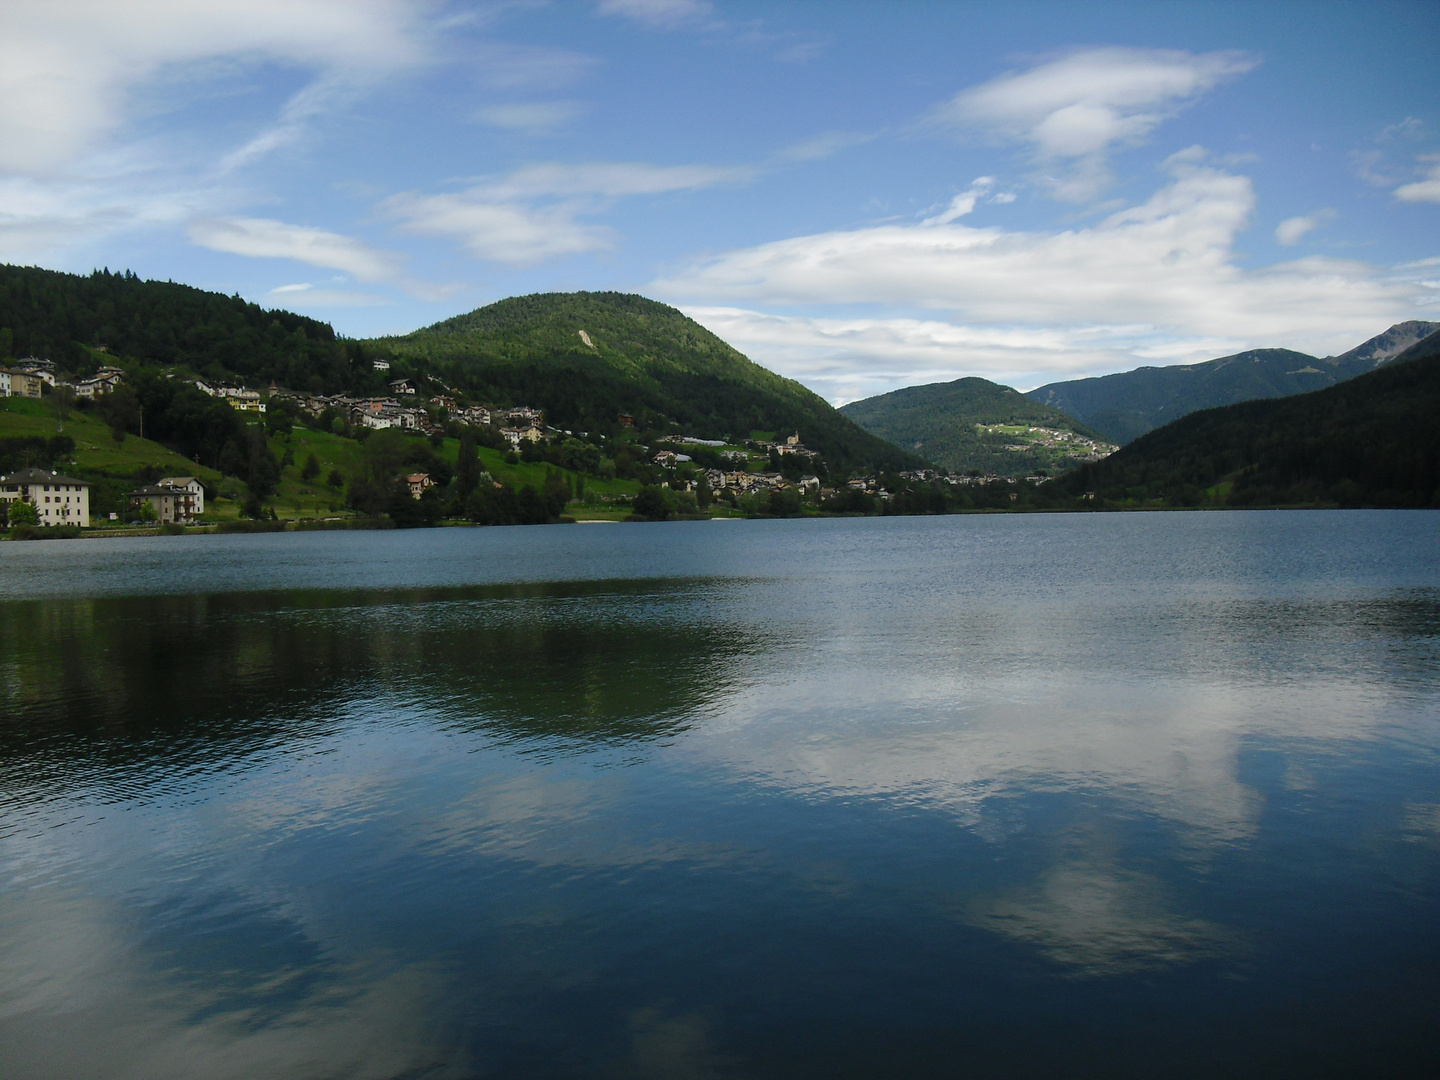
[3,347,1070,532]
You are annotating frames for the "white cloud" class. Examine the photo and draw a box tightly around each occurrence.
[931,48,1257,201]
[1395,158,1440,204]
[189,217,404,282]
[384,161,752,265]
[680,306,1244,403]
[596,0,713,28]
[656,161,1438,394]
[1275,208,1336,246]
[0,1,424,177]
[385,195,614,265]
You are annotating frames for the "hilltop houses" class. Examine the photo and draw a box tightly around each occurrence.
[0,468,92,526]
[73,366,124,399]
[0,367,44,398]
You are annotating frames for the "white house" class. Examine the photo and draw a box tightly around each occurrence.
[74,367,124,399]
[157,476,205,515]
[0,467,91,526]
[129,482,200,523]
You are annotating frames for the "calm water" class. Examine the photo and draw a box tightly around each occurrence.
[1,513,1437,1079]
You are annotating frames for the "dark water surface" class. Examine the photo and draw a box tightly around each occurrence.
[2,512,1437,1078]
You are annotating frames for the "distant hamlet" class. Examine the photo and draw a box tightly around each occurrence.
[1,264,1437,537]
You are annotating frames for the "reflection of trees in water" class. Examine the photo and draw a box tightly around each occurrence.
[0,580,764,800]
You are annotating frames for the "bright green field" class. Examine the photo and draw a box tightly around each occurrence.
[1,396,223,482]
[266,423,643,521]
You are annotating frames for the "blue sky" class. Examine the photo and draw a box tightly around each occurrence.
[2,0,1437,401]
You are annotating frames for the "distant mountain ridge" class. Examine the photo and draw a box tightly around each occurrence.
[1331,320,1439,371]
[838,376,1115,476]
[1027,321,1439,444]
[1060,331,1440,508]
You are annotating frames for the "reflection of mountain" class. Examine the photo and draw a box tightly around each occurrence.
[0,580,765,799]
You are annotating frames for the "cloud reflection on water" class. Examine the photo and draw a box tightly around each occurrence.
[2,520,1438,1074]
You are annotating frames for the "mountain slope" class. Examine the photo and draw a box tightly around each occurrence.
[1389,326,1440,366]
[1027,321,1439,444]
[839,376,1115,475]
[1331,320,1440,376]
[373,292,922,473]
[1060,335,1440,508]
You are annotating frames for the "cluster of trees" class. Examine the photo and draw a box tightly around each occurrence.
[92,372,279,509]
[342,428,571,528]
[0,434,75,473]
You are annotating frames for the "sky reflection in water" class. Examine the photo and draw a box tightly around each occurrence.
[1,513,1437,1078]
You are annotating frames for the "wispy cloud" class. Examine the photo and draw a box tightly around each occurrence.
[1275,208,1336,246]
[383,161,754,265]
[265,283,392,308]
[0,0,425,177]
[469,40,600,91]
[929,48,1258,202]
[474,101,588,133]
[595,0,714,29]
[189,217,404,282]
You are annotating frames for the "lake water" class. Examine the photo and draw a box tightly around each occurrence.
[2,512,1438,1079]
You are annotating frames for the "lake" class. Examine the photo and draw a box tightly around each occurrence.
[2,512,1437,1078]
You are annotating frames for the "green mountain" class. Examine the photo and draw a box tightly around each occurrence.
[1059,333,1440,508]
[838,376,1116,475]
[371,292,922,473]
[1026,321,1439,444]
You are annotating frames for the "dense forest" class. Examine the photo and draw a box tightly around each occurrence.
[1060,343,1440,508]
[372,292,922,474]
[0,265,365,392]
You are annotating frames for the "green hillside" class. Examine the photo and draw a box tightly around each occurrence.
[371,292,922,474]
[0,395,231,519]
[839,376,1115,475]
[1060,338,1440,508]
[1026,321,1439,445]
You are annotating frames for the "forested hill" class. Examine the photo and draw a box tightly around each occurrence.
[1027,320,1439,445]
[372,292,922,473]
[1060,337,1440,509]
[0,264,358,391]
[839,376,1115,475]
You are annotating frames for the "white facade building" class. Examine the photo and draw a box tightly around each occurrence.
[157,476,205,515]
[0,468,91,526]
